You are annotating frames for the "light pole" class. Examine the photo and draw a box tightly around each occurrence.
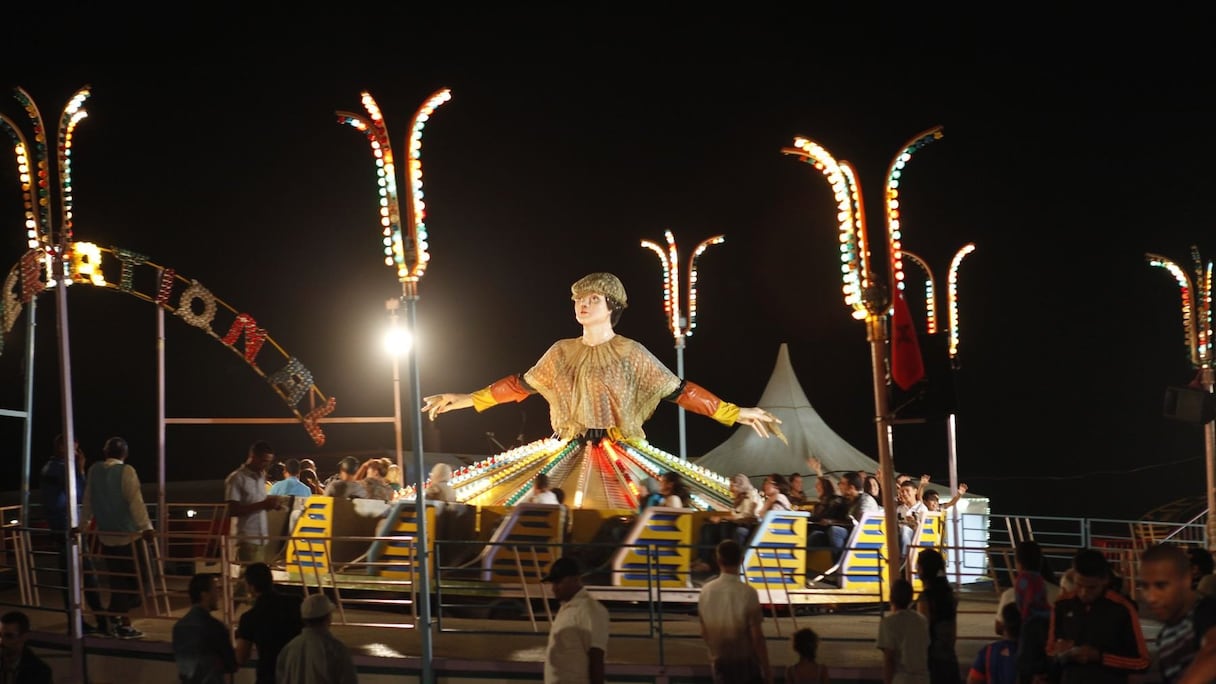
[1146,247,1215,545]
[384,297,413,478]
[2,85,91,681]
[902,244,976,584]
[640,229,725,459]
[339,87,451,684]
[782,126,943,587]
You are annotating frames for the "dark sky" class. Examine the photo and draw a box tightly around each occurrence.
[1,18,1213,521]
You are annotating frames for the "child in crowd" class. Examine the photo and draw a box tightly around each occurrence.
[969,603,1020,684]
[785,627,830,683]
[877,578,930,683]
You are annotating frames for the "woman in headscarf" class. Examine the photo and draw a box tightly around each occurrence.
[691,473,762,574]
[424,462,457,503]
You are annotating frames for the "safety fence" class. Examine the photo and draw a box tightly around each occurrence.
[0,504,1207,667]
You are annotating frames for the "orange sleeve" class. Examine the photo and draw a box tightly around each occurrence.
[470,374,534,412]
[671,381,740,426]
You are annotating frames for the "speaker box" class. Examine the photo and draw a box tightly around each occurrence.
[1163,386,1216,424]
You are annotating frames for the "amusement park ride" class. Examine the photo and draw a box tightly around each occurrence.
[0,85,981,684]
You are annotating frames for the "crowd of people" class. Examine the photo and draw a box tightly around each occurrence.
[32,426,1216,684]
[169,563,358,683]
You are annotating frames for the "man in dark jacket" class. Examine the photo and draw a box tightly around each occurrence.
[39,434,103,634]
[0,611,53,684]
[1046,548,1150,683]
[235,562,302,684]
[172,573,238,683]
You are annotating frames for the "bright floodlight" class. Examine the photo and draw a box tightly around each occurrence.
[384,325,414,356]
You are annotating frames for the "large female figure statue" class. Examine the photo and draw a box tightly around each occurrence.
[421,272,783,443]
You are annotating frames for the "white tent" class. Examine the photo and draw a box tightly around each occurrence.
[695,343,878,479]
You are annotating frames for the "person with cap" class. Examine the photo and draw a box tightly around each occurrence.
[81,435,153,639]
[323,456,368,500]
[421,272,785,446]
[542,556,608,684]
[275,593,358,684]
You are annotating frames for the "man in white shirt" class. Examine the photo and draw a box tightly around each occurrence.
[698,539,772,683]
[81,436,153,639]
[877,577,930,683]
[225,440,283,565]
[542,557,608,684]
[895,480,927,552]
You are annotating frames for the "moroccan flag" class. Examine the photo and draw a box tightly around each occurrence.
[890,290,925,390]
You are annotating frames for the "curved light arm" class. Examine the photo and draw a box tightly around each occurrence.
[55,86,90,245]
[1192,246,1214,366]
[946,243,977,359]
[900,250,937,334]
[641,231,680,338]
[685,234,724,337]
[401,88,452,287]
[338,103,402,280]
[0,113,42,249]
[885,126,943,294]
[782,138,869,319]
[1147,252,1201,367]
[12,87,52,245]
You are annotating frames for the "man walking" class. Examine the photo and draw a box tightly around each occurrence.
[172,573,238,683]
[81,436,153,639]
[235,562,302,684]
[225,440,283,565]
[276,593,358,683]
[542,556,608,684]
[697,539,772,684]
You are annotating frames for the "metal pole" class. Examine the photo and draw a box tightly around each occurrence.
[675,335,687,459]
[865,311,903,587]
[387,299,405,477]
[946,412,961,587]
[402,289,433,684]
[157,305,167,542]
[1204,367,1216,547]
[20,299,37,525]
[53,252,86,679]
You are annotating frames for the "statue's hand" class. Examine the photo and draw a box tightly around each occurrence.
[736,407,787,444]
[421,393,473,421]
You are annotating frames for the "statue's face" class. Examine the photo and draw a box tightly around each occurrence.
[573,291,611,327]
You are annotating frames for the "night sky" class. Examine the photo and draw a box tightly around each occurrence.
[1,19,1213,521]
